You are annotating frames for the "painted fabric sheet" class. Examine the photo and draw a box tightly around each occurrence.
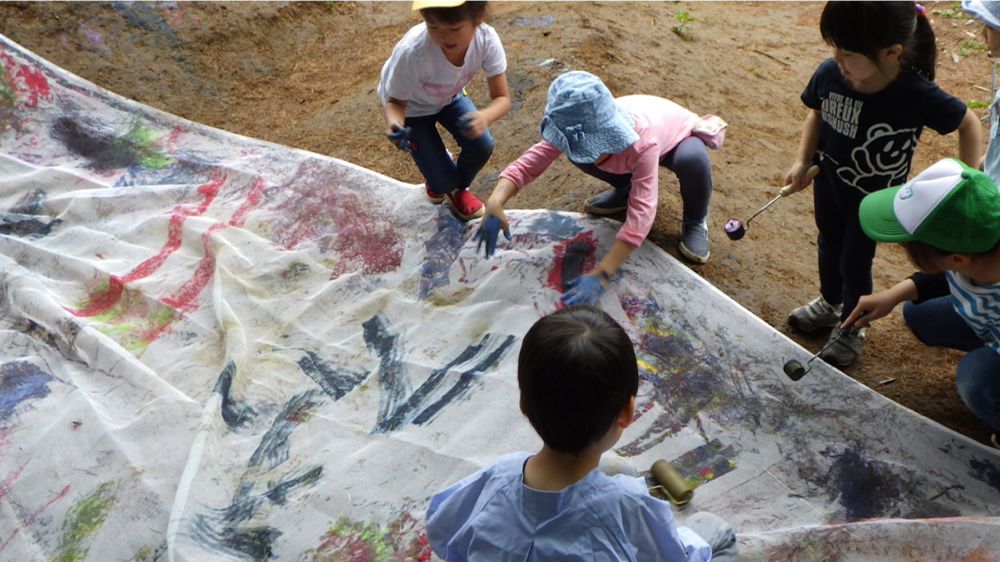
[1,35,999,562]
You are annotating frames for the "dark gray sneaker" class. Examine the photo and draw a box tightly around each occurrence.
[819,326,864,368]
[788,296,842,332]
[583,188,630,215]
[679,221,710,264]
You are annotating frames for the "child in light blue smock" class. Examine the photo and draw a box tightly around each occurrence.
[425,305,740,561]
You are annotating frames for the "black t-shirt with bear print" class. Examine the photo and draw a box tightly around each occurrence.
[802,58,967,195]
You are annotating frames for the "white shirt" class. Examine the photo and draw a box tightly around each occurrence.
[377,22,506,117]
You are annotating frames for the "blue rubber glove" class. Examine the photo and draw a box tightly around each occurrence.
[387,124,413,153]
[476,214,511,258]
[560,274,605,306]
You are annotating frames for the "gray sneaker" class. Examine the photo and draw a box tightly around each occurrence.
[820,327,864,368]
[788,296,842,332]
[583,188,630,215]
[679,221,710,264]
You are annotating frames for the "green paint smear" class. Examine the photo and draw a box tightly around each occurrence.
[84,284,179,353]
[122,121,173,170]
[51,481,116,562]
[127,545,160,562]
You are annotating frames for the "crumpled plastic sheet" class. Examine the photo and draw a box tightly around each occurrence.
[0,34,998,562]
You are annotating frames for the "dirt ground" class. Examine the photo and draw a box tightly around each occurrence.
[1,1,996,445]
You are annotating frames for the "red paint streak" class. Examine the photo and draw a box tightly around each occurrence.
[0,483,70,553]
[544,231,598,291]
[0,52,51,108]
[122,214,185,283]
[161,222,225,312]
[331,193,404,277]
[633,401,655,422]
[68,275,124,317]
[180,175,224,217]
[229,177,264,227]
[68,176,226,318]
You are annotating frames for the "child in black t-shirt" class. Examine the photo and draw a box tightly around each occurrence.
[781,1,981,368]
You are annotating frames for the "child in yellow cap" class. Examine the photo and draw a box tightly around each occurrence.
[378,1,510,221]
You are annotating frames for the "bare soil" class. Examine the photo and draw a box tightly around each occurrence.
[1,1,995,444]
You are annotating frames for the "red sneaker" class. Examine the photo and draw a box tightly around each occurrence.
[425,183,445,204]
[446,188,485,220]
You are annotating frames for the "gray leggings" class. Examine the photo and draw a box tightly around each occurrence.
[682,511,739,561]
[570,135,713,223]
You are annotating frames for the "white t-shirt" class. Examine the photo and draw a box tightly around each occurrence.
[377,22,507,118]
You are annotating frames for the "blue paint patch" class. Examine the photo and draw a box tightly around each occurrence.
[969,456,1000,493]
[419,205,465,299]
[526,212,582,238]
[0,361,56,420]
[826,447,904,521]
[0,212,59,237]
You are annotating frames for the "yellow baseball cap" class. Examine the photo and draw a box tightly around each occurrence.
[412,0,466,9]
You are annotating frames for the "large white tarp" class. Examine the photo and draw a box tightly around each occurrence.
[1,34,998,562]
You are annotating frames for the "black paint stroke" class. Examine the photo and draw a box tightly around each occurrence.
[363,313,516,434]
[212,360,255,429]
[248,389,324,470]
[51,116,138,171]
[560,238,594,292]
[296,350,368,401]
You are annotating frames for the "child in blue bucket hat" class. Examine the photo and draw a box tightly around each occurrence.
[476,71,726,306]
[843,158,1000,449]
[963,0,1000,176]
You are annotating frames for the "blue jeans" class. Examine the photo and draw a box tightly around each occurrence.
[404,94,494,195]
[570,136,713,223]
[903,298,1000,431]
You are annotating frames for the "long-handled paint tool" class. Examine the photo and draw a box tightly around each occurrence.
[724,165,820,241]
[649,459,694,506]
[783,327,850,381]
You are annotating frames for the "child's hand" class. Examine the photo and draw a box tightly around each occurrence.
[780,163,819,196]
[842,292,897,329]
[458,112,487,139]
[561,274,605,306]
[476,207,511,258]
[387,123,413,153]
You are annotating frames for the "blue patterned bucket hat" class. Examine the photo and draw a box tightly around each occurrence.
[539,71,639,164]
[963,0,1000,29]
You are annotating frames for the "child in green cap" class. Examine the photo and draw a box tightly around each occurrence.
[843,158,1000,449]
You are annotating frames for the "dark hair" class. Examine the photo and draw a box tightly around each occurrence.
[903,239,1000,271]
[420,1,487,25]
[820,1,937,81]
[517,304,639,456]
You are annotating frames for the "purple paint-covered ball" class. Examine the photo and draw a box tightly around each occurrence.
[724,218,742,233]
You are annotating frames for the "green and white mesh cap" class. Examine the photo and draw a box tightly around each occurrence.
[858,158,1000,254]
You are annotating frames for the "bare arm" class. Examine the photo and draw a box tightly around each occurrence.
[592,239,638,285]
[782,109,822,195]
[956,107,983,169]
[384,96,407,134]
[842,278,919,329]
[462,73,511,138]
